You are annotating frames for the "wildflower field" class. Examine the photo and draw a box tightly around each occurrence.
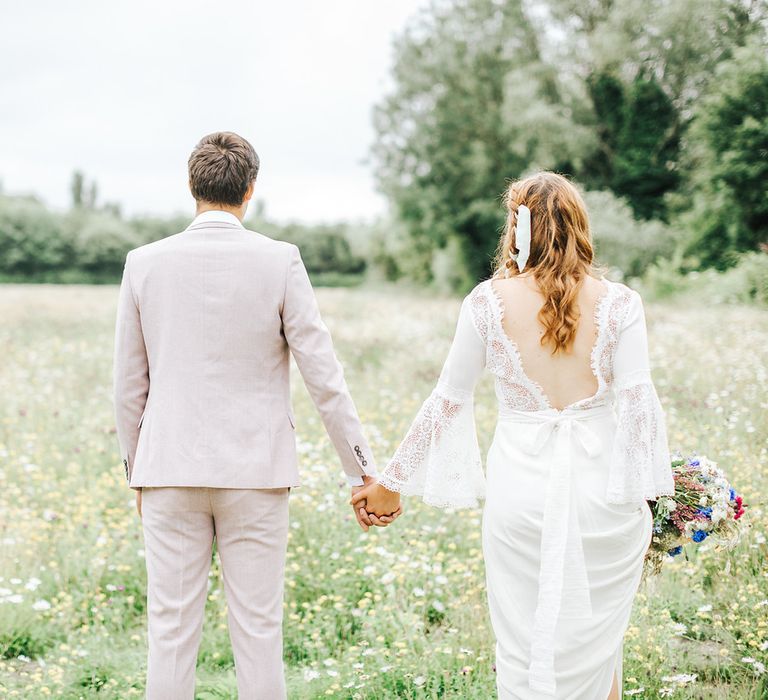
[0,283,766,699]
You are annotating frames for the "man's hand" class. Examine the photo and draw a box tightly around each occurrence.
[136,487,142,518]
[350,481,402,529]
[351,476,376,532]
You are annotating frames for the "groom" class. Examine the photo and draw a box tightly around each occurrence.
[112,131,400,699]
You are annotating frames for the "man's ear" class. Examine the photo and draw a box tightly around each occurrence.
[244,180,255,202]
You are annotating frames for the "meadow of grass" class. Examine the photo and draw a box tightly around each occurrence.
[0,283,766,699]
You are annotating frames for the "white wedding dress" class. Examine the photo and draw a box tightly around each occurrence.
[378,278,675,699]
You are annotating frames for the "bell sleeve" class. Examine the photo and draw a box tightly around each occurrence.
[377,294,487,509]
[606,289,675,504]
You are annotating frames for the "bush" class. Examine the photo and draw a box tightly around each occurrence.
[275,224,366,275]
[66,210,140,276]
[129,214,191,247]
[583,190,681,279]
[368,216,432,283]
[0,195,74,274]
[638,251,768,306]
[711,251,768,305]
[636,252,691,300]
[431,235,475,294]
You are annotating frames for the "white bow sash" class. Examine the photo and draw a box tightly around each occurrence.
[499,404,609,696]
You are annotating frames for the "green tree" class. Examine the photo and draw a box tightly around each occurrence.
[372,0,543,284]
[70,170,99,210]
[70,170,85,209]
[546,0,765,215]
[582,73,680,218]
[612,77,680,219]
[86,181,98,209]
[544,0,766,113]
[683,41,768,268]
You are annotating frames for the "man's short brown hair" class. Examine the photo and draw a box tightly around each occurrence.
[188,132,260,206]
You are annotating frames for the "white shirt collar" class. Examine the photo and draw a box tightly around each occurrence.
[189,209,244,227]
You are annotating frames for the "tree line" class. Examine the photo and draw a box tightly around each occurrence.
[0,177,366,285]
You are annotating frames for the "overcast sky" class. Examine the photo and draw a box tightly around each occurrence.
[1,0,428,223]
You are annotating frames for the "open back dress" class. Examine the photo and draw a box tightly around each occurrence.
[378,277,674,699]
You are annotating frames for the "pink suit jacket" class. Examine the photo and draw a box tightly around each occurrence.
[112,213,377,491]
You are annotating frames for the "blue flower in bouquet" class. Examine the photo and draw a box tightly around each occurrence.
[689,459,700,467]
[692,530,709,543]
[668,546,683,557]
[697,506,713,519]
[729,488,736,501]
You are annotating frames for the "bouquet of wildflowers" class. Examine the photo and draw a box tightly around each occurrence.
[645,454,746,576]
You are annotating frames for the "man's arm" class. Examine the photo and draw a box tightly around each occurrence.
[113,252,149,490]
[281,244,378,485]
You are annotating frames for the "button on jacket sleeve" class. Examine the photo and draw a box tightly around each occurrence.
[113,252,150,490]
[281,245,377,483]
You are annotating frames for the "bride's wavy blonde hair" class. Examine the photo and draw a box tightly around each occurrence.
[492,171,602,355]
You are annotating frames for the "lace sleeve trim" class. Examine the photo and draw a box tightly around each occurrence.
[606,378,675,503]
[378,380,485,509]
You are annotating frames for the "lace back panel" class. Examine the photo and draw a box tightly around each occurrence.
[469,279,633,412]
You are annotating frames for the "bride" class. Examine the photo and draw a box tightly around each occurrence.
[351,171,675,699]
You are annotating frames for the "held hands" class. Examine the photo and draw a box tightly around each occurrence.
[350,479,402,531]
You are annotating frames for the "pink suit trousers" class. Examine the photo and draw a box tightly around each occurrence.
[140,485,290,699]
